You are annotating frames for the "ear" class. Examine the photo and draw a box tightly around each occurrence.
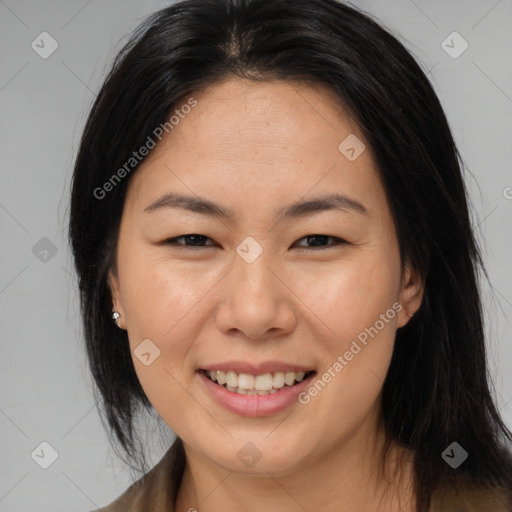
[396,261,424,329]
[107,268,127,330]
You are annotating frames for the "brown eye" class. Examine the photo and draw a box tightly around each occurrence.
[293,235,347,251]
[162,234,347,251]
[164,234,216,248]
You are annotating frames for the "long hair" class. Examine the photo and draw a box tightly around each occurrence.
[68,0,512,509]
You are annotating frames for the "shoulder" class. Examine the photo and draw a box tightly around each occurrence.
[91,438,185,512]
[430,481,511,511]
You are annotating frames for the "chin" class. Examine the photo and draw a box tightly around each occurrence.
[202,435,312,476]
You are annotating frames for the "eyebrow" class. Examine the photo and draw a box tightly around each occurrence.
[143,192,369,220]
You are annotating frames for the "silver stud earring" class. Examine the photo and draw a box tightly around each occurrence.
[112,311,121,326]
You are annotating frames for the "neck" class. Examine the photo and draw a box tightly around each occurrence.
[175,414,416,512]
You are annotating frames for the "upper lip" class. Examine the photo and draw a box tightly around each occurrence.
[199,361,315,375]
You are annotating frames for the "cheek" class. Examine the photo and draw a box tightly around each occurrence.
[119,258,212,423]
[293,250,401,342]
[119,255,228,402]
[120,252,210,337]
[294,263,400,445]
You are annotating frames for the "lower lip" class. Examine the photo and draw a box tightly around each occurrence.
[198,370,316,417]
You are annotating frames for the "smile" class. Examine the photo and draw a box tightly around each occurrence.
[202,369,315,395]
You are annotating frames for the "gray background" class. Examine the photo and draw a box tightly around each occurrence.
[0,0,511,510]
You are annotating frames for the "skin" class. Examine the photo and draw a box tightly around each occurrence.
[108,78,424,512]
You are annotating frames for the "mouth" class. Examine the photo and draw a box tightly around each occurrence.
[200,369,317,396]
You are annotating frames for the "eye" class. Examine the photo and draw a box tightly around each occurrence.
[293,235,347,251]
[163,234,346,251]
[164,234,216,249]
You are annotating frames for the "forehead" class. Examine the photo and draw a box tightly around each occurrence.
[125,78,388,221]
[178,78,358,157]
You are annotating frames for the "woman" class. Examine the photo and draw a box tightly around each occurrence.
[68,0,512,510]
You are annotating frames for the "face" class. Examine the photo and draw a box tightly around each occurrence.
[108,78,423,476]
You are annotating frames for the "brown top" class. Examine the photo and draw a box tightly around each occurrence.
[94,438,511,512]
[429,482,511,512]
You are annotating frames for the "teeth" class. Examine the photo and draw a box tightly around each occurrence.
[273,372,285,388]
[206,369,311,392]
[255,373,273,391]
[238,373,255,390]
[285,372,295,386]
[226,371,238,388]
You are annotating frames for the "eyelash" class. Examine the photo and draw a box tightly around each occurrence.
[163,234,347,251]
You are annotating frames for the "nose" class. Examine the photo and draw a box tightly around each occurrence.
[215,250,297,340]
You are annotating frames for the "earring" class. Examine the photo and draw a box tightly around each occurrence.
[409,313,414,318]
[112,311,121,326]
